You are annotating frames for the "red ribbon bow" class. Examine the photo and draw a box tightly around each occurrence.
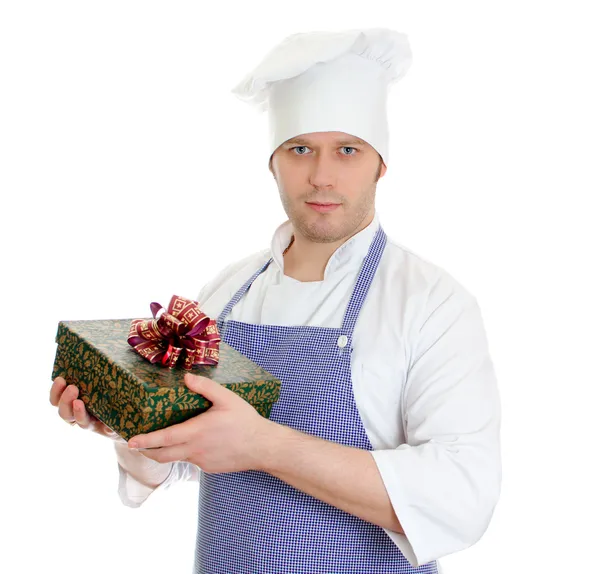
[127,295,220,369]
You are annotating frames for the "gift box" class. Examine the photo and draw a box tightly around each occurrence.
[52,318,281,441]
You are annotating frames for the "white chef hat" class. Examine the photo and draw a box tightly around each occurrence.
[230,28,412,167]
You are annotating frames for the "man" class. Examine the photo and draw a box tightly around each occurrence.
[51,28,501,573]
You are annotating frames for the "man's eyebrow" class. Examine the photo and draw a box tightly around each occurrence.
[285,137,367,147]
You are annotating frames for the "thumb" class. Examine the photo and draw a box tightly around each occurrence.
[184,373,234,404]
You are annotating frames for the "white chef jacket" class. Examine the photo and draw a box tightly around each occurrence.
[116,211,501,568]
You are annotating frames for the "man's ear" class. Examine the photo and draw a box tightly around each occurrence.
[269,154,277,179]
[375,157,387,182]
[380,162,387,179]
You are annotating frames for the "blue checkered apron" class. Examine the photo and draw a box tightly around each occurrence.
[194,225,438,573]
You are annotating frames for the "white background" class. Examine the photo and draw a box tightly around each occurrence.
[1,1,599,572]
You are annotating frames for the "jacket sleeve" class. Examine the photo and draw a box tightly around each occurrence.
[370,277,502,567]
[116,445,200,508]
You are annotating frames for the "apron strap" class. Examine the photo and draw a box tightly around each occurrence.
[341,225,387,334]
[216,258,272,333]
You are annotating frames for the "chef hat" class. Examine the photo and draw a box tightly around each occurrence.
[230,28,412,167]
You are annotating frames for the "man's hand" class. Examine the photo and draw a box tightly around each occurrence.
[128,373,274,473]
[50,376,120,440]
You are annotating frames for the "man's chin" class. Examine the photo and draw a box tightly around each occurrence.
[294,219,347,244]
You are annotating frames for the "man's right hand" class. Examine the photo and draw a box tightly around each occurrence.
[50,376,120,440]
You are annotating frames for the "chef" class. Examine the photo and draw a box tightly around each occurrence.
[56,27,501,573]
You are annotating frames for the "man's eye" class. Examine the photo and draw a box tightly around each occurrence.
[292,146,309,155]
[290,146,357,155]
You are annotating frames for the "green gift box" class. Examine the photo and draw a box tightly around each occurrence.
[52,319,282,441]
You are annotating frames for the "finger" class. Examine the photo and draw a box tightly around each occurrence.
[57,384,79,422]
[49,377,67,407]
[86,410,117,438]
[137,444,190,464]
[184,373,233,404]
[72,399,92,429]
[129,417,197,450]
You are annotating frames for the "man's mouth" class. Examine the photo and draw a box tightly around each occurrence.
[306,202,341,213]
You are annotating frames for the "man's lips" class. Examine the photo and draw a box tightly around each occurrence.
[306,202,341,213]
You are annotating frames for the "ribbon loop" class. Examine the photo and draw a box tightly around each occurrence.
[127,295,220,369]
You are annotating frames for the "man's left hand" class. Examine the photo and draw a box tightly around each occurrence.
[128,372,274,473]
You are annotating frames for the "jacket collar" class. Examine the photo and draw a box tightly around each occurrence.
[270,212,380,280]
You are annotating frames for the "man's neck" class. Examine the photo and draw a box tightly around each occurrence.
[282,215,374,282]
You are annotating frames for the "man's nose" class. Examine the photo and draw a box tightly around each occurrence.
[308,156,337,189]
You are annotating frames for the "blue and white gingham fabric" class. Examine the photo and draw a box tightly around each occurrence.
[195,225,438,573]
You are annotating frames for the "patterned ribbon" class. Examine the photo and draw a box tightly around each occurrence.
[127,295,220,369]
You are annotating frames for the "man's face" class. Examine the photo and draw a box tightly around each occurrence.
[269,131,387,244]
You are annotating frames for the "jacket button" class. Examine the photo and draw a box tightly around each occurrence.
[337,335,348,348]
